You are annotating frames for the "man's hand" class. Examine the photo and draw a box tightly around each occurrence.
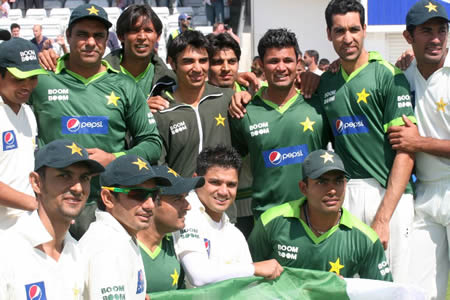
[147,96,169,113]
[86,148,115,167]
[299,71,320,99]
[328,58,341,73]
[38,48,59,71]
[228,91,252,119]
[371,219,390,250]
[253,259,284,280]
[388,115,420,152]
[395,49,414,71]
[237,72,260,92]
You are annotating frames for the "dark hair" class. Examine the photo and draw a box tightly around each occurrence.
[196,145,242,176]
[116,4,163,39]
[167,30,212,63]
[325,0,365,30]
[305,50,319,64]
[0,66,7,79]
[207,33,241,61]
[10,23,20,31]
[319,58,330,65]
[257,28,300,60]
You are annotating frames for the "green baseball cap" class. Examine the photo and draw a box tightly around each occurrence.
[100,155,173,187]
[406,0,449,26]
[154,165,205,195]
[302,150,349,180]
[0,38,47,79]
[68,4,112,29]
[34,139,105,174]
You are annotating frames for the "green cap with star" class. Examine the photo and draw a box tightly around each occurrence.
[302,150,349,180]
[406,0,449,26]
[34,139,104,173]
[153,165,205,195]
[0,38,47,79]
[100,155,173,187]
[68,3,112,29]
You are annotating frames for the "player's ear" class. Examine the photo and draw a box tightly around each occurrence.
[101,188,115,210]
[299,180,308,195]
[30,171,43,196]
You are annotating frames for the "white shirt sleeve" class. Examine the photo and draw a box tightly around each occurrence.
[179,251,255,287]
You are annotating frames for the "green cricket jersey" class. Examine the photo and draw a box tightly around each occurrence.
[230,87,330,217]
[29,56,162,202]
[249,198,393,281]
[139,235,184,294]
[104,49,177,98]
[317,51,416,193]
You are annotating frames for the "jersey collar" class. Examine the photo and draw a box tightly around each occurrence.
[119,52,154,82]
[340,51,382,82]
[255,86,301,114]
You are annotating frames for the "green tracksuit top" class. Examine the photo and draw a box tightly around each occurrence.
[139,235,184,294]
[317,51,416,193]
[249,198,393,281]
[230,88,330,217]
[29,56,162,202]
[154,83,234,177]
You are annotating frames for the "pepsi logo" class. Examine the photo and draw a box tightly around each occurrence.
[269,151,282,165]
[66,118,81,133]
[28,285,43,300]
[3,131,15,145]
[336,119,344,133]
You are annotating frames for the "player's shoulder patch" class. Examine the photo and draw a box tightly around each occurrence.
[342,209,379,243]
[261,198,304,226]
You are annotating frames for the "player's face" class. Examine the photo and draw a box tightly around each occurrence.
[11,27,20,37]
[300,170,346,216]
[33,25,41,39]
[152,193,191,232]
[34,164,91,223]
[303,53,313,67]
[261,46,298,90]
[0,71,38,112]
[110,180,157,236]
[121,16,160,60]
[208,48,239,88]
[327,12,366,62]
[67,19,108,67]
[171,45,209,89]
[196,166,238,222]
[404,18,448,67]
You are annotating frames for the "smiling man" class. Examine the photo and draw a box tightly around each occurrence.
[137,165,204,294]
[173,145,283,288]
[28,3,162,239]
[249,150,392,281]
[316,0,416,283]
[79,154,172,300]
[0,139,104,299]
[230,28,330,219]
[0,38,47,230]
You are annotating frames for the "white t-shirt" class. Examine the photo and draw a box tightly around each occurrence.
[0,210,84,299]
[173,191,253,287]
[403,55,450,182]
[0,97,37,230]
[312,68,324,76]
[79,210,146,300]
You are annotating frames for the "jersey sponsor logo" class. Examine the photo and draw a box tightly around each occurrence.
[179,228,200,239]
[249,121,270,137]
[323,90,336,105]
[48,88,69,101]
[20,50,37,62]
[378,260,391,277]
[147,112,156,125]
[170,121,187,135]
[397,94,413,108]
[101,285,125,300]
[136,269,145,294]
[204,238,211,258]
[263,144,309,168]
[61,116,109,134]
[2,130,18,151]
[277,244,298,260]
[25,281,47,300]
[332,115,369,136]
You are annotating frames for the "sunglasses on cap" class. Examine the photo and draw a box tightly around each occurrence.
[102,186,160,203]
